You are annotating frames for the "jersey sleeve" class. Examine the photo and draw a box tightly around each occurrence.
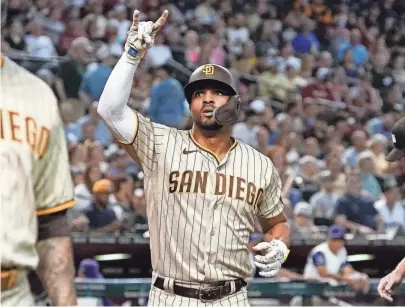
[34,103,75,216]
[312,251,326,267]
[257,162,284,218]
[339,260,351,271]
[119,111,161,177]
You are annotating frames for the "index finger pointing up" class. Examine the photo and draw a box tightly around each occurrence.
[152,10,169,34]
[132,10,140,28]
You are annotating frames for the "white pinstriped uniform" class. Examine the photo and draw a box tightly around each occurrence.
[119,112,284,306]
[0,57,74,291]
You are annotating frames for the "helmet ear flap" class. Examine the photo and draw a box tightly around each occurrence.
[213,95,242,126]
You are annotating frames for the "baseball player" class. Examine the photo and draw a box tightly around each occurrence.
[377,117,405,302]
[0,52,77,305]
[98,9,291,306]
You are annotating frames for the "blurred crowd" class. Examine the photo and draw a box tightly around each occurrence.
[2,0,405,236]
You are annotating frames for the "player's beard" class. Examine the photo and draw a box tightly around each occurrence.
[194,114,223,131]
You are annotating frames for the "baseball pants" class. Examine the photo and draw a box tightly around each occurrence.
[1,270,34,306]
[147,284,250,307]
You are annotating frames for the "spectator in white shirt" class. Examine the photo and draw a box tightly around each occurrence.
[112,4,131,44]
[294,201,314,228]
[195,0,216,25]
[277,42,301,74]
[102,20,124,55]
[73,165,102,216]
[304,225,369,294]
[82,0,107,38]
[44,6,66,43]
[310,171,340,223]
[25,19,56,59]
[293,202,321,237]
[146,33,173,67]
[374,178,405,231]
[227,13,250,56]
[232,109,261,149]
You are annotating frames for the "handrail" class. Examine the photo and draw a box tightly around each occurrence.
[74,277,404,298]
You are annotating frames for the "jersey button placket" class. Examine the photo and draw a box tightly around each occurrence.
[203,177,217,279]
[218,155,228,169]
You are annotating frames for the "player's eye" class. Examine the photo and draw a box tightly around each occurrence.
[215,90,225,96]
[194,91,204,97]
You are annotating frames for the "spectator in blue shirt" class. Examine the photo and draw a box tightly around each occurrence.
[337,28,368,66]
[367,113,397,140]
[148,64,187,128]
[334,171,384,233]
[59,101,82,143]
[292,18,320,55]
[357,151,382,200]
[79,45,121,106]
[76,101,112,146]
[343,130,368,168]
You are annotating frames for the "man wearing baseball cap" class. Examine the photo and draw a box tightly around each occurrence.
[377,117,405,302]
[82,179,123,232]
[303,225,369,295]
[77,259,113,306]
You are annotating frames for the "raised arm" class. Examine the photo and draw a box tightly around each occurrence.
[97,10,169,144]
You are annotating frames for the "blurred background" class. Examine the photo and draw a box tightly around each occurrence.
[1,0,405,305]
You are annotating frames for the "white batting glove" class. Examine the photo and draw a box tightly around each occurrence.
[252,240,290,278]
[124,9,169,64]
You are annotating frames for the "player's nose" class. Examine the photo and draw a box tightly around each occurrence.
[202,90,215,104]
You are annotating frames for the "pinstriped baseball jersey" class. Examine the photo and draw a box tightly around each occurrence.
[120,111,284,284]
[0,56,75,270]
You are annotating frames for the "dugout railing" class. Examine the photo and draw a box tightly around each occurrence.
[74,278,405,306]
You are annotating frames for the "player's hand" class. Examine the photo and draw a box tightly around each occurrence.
[124,9,169,63]
[360,273,370,294]
[252,240,290,278]
[345,272,370,294]
[71,215,89,231]
[378,270,403,302]
[358,225,375,234]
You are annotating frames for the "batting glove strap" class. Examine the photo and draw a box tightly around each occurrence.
[124,46,144,64]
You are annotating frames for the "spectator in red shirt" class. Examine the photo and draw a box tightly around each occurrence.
[301,67,336,101]
[58,19,87,55]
